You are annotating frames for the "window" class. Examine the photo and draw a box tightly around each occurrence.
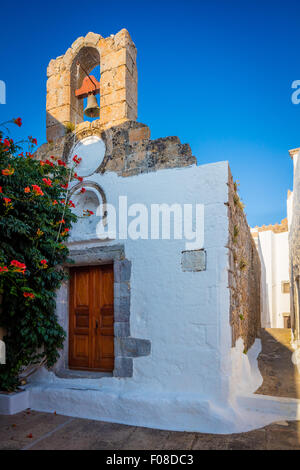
[282,281,290,294]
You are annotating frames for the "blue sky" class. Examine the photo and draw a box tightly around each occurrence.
[0,0,299,227]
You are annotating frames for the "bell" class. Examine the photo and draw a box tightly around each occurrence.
[84,93,100,118]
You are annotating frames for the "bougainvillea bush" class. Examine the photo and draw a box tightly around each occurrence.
[0,119,83,391]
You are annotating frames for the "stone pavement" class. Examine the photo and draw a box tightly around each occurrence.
[2,327,300,450]
[1,409,300,450]
[256,328,300,398]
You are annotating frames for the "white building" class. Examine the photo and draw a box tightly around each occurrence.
[25,29,300,434]
[251,220,290,328]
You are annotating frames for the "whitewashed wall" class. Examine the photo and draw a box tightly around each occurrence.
[69,162,231,396]
[28,160,264,433]
[255,230,290,328]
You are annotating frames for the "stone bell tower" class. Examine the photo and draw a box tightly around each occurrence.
[37,29,195,177]
[46,29,138,142]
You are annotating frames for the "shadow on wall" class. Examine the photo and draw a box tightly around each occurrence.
[257,238,271,328]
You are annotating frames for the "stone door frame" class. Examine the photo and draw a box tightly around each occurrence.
[53,243,150,378]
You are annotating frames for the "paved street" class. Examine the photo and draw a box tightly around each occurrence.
[0,409,300,450]
[256,328,300,398]
[1,328,300,450]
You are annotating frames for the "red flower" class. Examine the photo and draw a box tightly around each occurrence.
[40,259,47,265]
[52,200,58,205]
[42,178,52,187]
[2,166,14,176]
[0,266,8,273]
[68,200,75,208]
[10,260,26,274]
[60,183,68,189]
[3,139,11,151]
[31,185,44,196]
[24,187,31,193]
[45,159,54,167]
[84,209,94,216]
[57,160,66,167]
[0,187,2,193]
[72,155,82,165]
[28,136,37,145]
[80,187,86,194]
[73,172,83,182]
[13,117,22,127]
[23,293,35,300]
[58,219,65,224]
[3,198,12,207]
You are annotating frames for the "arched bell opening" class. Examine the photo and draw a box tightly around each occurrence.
[82,65,101,123]
[70,47,101,127]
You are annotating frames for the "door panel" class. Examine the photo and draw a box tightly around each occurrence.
[69,265,114,371]
[92,265,114,371]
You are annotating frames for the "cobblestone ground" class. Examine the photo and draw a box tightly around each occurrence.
[0,409,300,450]
[256,328,300,398]
[1,328,300,450]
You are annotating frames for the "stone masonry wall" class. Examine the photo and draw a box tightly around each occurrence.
[227,168,261,351]
[35,120,196,176]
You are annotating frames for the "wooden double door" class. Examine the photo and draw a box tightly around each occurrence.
[69,265,114,372]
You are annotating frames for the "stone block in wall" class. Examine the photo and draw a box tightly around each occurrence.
[46,92,58,111]
[181,249,206,272]
[63,47,76,68]
[100,65,137,97]
[47,56,64,78]
[114,296,130,322]
[127,103,138,121]
[100,102,128,125]
[114,322,130,338]
[46,122,66,142]
[84,32,102,47]
[113,357,133,378]
[98,36,116,57]
[129,126,150,144]
[47,72,70,92]
[115,337,151,358]
[114,260,131,282]
[114,282,130,298]
[57,86,71,107]
[46,105,71,126]
[101,48,128,73]
[100,89,127,108]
